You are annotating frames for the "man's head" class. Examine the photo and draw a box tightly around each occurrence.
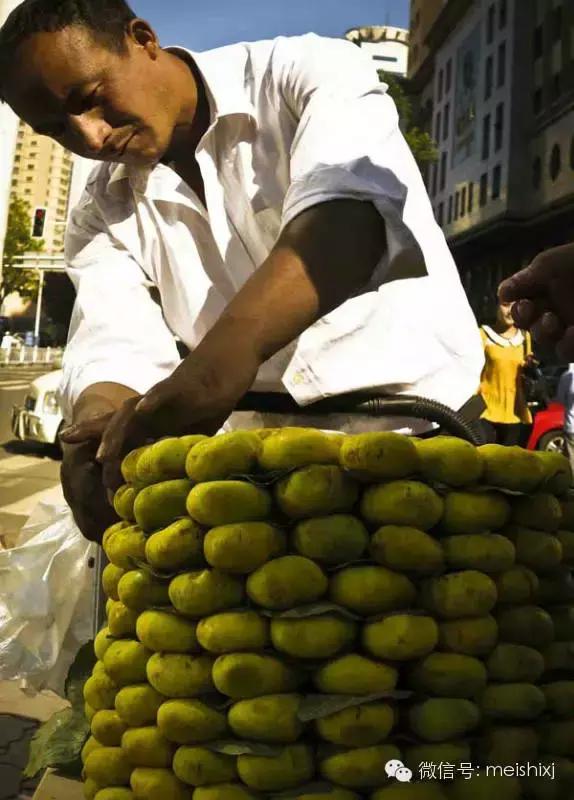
[0,0,198,165]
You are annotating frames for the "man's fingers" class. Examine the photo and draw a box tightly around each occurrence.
[135,382,168,416]
[499,267,547,303]
[59,412,113,444]
[96,397,141,462]
[511,299,541,329]
[530,311,565,344]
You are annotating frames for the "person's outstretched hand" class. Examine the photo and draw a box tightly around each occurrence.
[499,243,574,359]
[94,338,261,494]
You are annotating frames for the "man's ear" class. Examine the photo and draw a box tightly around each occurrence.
[126,18,160,60]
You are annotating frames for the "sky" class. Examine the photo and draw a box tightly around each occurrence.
[129,0,410,51]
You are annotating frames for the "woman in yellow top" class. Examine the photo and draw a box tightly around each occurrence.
[479,300,533,446]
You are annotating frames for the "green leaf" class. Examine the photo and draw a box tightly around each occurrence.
[297,691,412,722]
[23,707,89,779]
[129,557,178,580]
[64,641,97,710]
[261,602,362,621]
[229,468,296,487]
[204,740,282,756]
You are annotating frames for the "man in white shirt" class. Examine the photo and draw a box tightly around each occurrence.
[0,0,483,541]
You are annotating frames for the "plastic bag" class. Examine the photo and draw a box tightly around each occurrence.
[0,487,96,695]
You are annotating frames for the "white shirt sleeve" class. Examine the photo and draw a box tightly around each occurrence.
[58,186,182,420]
[275,34,428,287]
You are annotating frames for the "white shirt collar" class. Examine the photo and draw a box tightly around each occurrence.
[483,325,524,347]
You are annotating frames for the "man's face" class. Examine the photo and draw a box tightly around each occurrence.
[4,22,179,166]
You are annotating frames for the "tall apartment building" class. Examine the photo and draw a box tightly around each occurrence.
[408,0,446,83]
[409,0,574,322]
[10,120,74,254]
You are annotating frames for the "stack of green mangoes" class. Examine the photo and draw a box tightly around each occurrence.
[80,430,574,800]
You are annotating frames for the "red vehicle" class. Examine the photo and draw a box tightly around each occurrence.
[527,402,565,452]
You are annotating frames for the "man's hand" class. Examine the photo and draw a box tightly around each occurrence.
[60,413,119,542]
[96,334,261,493]
[499,243,574,358]
[59,383,139,541]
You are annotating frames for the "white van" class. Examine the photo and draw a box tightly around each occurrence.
[12,369,65,446]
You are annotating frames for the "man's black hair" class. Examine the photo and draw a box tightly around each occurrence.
[0,0,137,100]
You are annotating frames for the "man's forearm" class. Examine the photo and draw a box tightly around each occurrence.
[197,199,386,367]
[73,382,139,424]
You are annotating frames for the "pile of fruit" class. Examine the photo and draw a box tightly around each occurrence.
[80,429,574,800]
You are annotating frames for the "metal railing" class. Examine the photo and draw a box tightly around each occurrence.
[0,345,64,366]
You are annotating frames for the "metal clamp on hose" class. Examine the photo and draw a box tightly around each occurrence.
[235,391,486,446]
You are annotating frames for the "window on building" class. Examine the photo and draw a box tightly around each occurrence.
[27,164,34,170]
[492,164,502,198]
[437,202,444,226]
[26,176,32,182]
[435,111,442,142]
[533,156,542,189]
[485,56,494,100]
[482,114,491,160]
[438,69,444,101]
[461,185,467,216]
[499,0,507,29]
[432,162,438,197]
[14,155,20,163]
[454,191,460,219]
[448,195,453,223]
[487,4,495,44]
[570,136,574,170]
[497,42,506,87]
[24,189,31,195]
[445,58,452,92]
[440,152,447,191]
[552,73,561,100]
[534,25,543,59]
[480,173,488,206]
[553,6,563,42]
[550,143,562,180]
[494,103,504,151]
[443,103,450,141]
[533,88,543,114]
[468,182,474,212]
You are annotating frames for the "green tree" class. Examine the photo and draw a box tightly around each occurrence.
[1,196,43,307]
[379,71,438,168]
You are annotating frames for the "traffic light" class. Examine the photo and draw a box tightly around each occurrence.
[32,207,47,238]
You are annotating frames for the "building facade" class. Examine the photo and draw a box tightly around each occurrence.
[345,26,410,76]
[409,0,574,324]
[10,120,74,254]
[0,0,23,276]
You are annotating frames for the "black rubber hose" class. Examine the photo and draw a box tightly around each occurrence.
[235,391,485,445]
